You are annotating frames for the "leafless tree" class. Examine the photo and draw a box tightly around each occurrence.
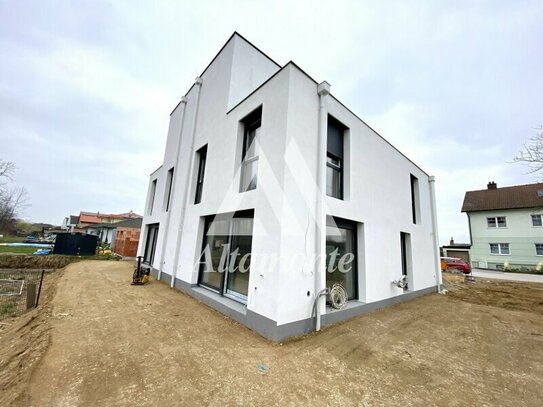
[0,159,28,233]
[513,126,543,177]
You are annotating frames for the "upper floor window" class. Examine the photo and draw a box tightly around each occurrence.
[490,243,509,255]
[240,107,261,192]
[164,167,174,212]
[532,214,542,227]
[410,174,420,224]
[326,115,346,200]
[536,244,543,256]
[147,179,157,215]
[487,216,506,228]
[194,145,207,204]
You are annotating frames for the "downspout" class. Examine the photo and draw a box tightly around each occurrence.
[171,76,203,288]
[315,81,330,331]
[157,96,189,281]
[428,176,442,292]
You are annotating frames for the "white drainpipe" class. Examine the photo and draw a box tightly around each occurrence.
[157,95,189,281]
[428,176,442,292]
[171,77,203,288]
[315,81,330,331]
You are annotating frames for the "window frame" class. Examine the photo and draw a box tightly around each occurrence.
[326,115,346,200]
[147,179,157,215]
[531,214,542,227]
[239,108,262,193]
[536,243,543,256]
[487,216,507,228]
[194,145,207,204]
[489,243,510,255]
[164,167,174,212]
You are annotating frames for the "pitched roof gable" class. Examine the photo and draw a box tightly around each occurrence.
[461,182,543,212]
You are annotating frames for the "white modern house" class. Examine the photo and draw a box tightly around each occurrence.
[462,181,543,271]
[138,33,441,341]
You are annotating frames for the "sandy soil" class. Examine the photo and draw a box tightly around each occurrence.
[5,262,543,406]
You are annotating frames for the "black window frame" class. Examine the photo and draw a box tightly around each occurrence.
[194,145,207,204]
[148,179,157,215]
[326,115,346,200]
[143,223,160,265]
[164,167,174,212]
[325,216,358,301]
[240,107,262,193]
[410,174,419,224]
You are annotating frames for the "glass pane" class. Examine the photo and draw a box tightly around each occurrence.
[532,215,542,227]
[501,244,509,255]
[487,218,496,227]
[325,224,357,300]
[199,219,230,290]
[497,217,506,227]
[244,127,260,159]
[241,159,258,191]
[226,218,253,298]
[536,244,543,255]
[326,166,341,198]
[490,244,498,254]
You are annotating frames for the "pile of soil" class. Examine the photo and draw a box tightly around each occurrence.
[443,271,543,315]
[0,270,62,405]
[0,255,81,269]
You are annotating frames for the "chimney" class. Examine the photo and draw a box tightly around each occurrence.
[487,181,497,190]
[450,237,454,246]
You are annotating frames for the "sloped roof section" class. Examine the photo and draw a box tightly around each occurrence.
[461,182,543,212]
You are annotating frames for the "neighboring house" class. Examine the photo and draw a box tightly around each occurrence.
[441,238,471,264]
[61,215,79,232]
[113,218,142,257]
[138,33,440,341]
[462,181,543,270]
[85,223,117,245]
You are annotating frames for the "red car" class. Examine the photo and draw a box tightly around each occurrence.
[441,257,471,274]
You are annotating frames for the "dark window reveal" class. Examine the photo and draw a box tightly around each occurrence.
[164,167,174,212]
[325,217,357,300]
[144,224,160,265]
[194,145,207,204]
[326,116,345,199]
[240,107,262,192]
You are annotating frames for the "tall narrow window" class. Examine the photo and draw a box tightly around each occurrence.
[164,167,174,212]
[240,107,261,192]
[410,174,420,224]
[400,232,412,291]
[326,115,346,199]
[194,145,207,204]
[325,217,357,300]
[147,179,157,215]
[143,224,159,265]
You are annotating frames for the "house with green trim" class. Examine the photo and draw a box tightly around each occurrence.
[462,181,543,271]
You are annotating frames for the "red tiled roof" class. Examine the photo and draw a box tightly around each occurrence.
[461,182,543,212]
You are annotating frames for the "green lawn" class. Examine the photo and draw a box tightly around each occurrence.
[0,246,40,254]
[0,236,26,243]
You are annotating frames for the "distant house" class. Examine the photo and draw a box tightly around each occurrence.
[61,215,79,232]
[113,218,142,257]
[462,181,543,270]
[441,238,471,264]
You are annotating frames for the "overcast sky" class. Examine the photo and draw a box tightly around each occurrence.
[1,0,542,244]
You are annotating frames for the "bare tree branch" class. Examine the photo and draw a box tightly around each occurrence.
[513,126,543,176]
[0,159,28,233]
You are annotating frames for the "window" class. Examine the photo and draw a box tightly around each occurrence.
[325,217,357,300]
[326,115,346,199]
[410,175,420,224]
[198,210,254,303]
[490,243,509,255]
[536,244,543,256]
[240,107,261,192]
[143,224,159,265]
[147,179,157,215]
[194,145,207,204]
[400,232,412,291]
[487,216,507,228]
[164,167,174,212]
[532,214,542,227]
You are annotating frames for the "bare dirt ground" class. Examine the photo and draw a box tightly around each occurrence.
[3,262,543,406]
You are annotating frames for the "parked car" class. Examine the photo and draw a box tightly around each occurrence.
[441,257,471,274]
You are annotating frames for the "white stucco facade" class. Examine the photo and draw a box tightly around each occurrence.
[138,33,440,340]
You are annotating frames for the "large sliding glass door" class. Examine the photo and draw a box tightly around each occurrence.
[325,217,358,301]
[198,211,254,303]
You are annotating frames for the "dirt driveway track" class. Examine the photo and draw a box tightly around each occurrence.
[24,261,543,406]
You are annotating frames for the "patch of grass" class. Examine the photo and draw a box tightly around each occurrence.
[0,302,17,318]
[0,246,38,254]
[0,236,26,244]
